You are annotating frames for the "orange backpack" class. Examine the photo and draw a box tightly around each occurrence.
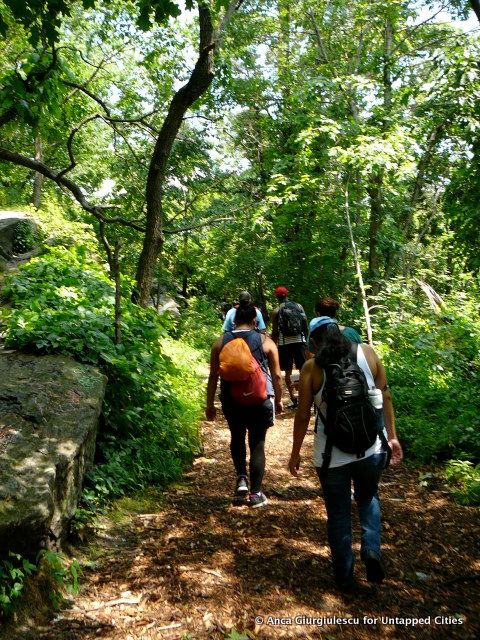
[219,335,267,405]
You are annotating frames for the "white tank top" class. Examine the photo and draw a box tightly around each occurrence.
[312,345,384,468]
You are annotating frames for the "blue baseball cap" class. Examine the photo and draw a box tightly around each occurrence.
[307,316,337,351]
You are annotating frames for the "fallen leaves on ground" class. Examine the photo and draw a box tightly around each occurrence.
[2,397,479,640]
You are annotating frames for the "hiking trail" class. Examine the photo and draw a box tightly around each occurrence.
[2,394,478,640]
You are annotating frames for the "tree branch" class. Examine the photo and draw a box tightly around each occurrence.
[470,0,480,24]
[62,80,160,130]
[0,146,146,231]
[213,0,244,49]
[164,217,233,234]
[57,114,103,178]
[61,80,112,114]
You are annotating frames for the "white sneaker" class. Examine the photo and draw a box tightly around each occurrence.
[234,475,249,497]
[249,492,268,508]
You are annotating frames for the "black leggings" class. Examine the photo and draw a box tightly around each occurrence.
[229,424,267,494]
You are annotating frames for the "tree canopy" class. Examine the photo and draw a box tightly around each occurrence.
[0,0,479,313]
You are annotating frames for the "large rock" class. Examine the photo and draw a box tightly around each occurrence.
[0,210,36,259]
[0,351,107,555]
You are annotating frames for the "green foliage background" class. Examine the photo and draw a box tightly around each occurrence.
[1,205,206,514]
[1,0,479,524]
[373,280,480,463]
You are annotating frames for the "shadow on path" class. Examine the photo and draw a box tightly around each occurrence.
[2,397,479,640]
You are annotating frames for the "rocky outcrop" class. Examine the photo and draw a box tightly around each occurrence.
[0,351,107,555]
[0,210,36,260]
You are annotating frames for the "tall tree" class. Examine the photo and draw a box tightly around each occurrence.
[0,0,241,305]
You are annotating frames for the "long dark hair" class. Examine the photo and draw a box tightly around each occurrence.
[311,323,350,367]
[235,299,256,325]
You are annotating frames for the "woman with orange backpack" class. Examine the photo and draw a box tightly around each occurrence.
[206,299,283,508]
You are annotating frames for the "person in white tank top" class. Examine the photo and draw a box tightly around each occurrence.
[288,316,403,591]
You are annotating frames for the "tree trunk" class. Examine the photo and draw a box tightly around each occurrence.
[367,171,383,285]
[366,17,392,290]
[470,0,480,24]
[32,136,44,208]
[182,231,189,297]
[402,122,446,239]
[134,4,216,306]
[383,18,393,114]
[345,183,373,344]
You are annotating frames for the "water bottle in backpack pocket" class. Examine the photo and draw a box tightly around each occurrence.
[368,387,383,410]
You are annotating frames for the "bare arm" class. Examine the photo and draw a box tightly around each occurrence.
[263,336,284,414]
[288,360,317,476]
[271,308,279,344]
[205,337,222,421]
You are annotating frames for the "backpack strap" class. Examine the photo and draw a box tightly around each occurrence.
[354,341,391,466]
[221,330,236,348]
[319,411,333,473]
[247,330,267,368]
[349,340,358,363]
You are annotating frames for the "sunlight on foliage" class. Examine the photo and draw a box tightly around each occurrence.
[176,295,223,354]
[0,550,79,617]
[444,460,480,506]
[373,278,480,463]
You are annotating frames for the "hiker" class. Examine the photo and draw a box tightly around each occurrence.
[222,291,267,334]
[219,299,233,321]
[288,316,403,591]
[271,286,308,408]
[315,296,362,343]
[206,299,283,508]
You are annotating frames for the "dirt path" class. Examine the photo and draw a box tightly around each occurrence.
[3,398,479,640]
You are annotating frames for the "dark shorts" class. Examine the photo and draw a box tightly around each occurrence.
[278,342,306,372]
[221,397,274,430]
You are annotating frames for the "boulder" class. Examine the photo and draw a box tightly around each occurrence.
[157,295,181,318]
[0,351,107,555]
[0,210,37,259]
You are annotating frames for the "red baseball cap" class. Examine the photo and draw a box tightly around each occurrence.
[274,286,289,298]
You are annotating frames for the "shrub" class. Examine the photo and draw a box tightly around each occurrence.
[3,244,204,510]
[0,553,36,616]
[176,295,222,353]
[12,220,36,254]
[374,281,480,462]
[444,460,480,506]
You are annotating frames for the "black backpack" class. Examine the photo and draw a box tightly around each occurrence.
[278,301,306,337]
[317,343,389,470]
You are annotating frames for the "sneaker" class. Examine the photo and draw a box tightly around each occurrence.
[249,492,268,508]
[234,475,249,497]
[363,550,385,583]
[288,398,298,409]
